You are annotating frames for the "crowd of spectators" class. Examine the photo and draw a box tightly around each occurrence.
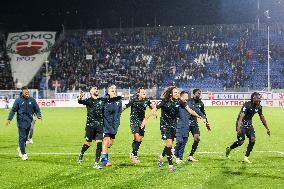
[0,33,14,89]
[1,23,284,91]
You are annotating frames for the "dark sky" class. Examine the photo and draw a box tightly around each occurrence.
[0,0,283,32]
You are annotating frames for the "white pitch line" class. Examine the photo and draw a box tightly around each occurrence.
[255,150,284,155]
[0,151,283,155]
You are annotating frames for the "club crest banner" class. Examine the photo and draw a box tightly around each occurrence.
[6,32,56,88]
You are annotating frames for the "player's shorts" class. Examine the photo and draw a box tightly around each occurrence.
[85,126,103,142]
[160,126,176,140]
[189,121,200,135]
[189,126,200,135]
[130,121,145,136]
[237,126,255,141]
[103,133,116,139]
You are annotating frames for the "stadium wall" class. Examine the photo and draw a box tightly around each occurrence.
[1,91,284,108]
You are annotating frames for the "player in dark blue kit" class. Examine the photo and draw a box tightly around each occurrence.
[226,92,270,163]
[77,86,106,169]
[101,84,123,166]
[122,87,154,164]
[187,89,211,162]
[143,86,207,172]
[175,90,210,164]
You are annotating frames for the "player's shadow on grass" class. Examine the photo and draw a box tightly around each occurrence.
[115,162,150,167]
[221,162,247,175]
[203,160,283,188]
[12,169,98,188]
[0,144,18,149]
[25,155,81,166]
[0,154,22,161]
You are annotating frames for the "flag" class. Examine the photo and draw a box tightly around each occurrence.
[264,10,271,19]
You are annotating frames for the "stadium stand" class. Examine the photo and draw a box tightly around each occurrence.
[0,33,14,89]
[1,23,284,91]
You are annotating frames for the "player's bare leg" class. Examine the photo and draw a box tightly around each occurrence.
[101,137,113,166]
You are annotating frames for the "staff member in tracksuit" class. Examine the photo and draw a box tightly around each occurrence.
[6,86,42,160]
[101,84,122,166]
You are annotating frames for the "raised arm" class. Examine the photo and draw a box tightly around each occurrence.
[122,99,134,112]
[78,91,89,105]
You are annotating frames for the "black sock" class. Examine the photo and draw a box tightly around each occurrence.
[132,141,139,156]
[137,141,142,151]
[132,140,135,155]
[80,144,90,155]
[230,141,241,149]
[165,146,173,165]
[245,141,255,157]
[95,142,102,162]
[189,141,199,156]
[162,146,167,157]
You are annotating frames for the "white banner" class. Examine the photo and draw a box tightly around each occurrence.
[1,99,284,108]
[6,32,56,87]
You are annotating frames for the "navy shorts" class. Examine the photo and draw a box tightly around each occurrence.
[189,121,200,135]
[160,126,176,140]
[85,126,103,142]
[237,126,255,141]
[189,126,200,136]
[104,133,116,139]
[130,121,145,136]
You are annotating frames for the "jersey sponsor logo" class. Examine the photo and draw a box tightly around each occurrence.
[143,102,148,107]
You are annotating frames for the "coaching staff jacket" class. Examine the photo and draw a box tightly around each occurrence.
[176,101,205,138]
[8,95,41,129]
[103,97,122,135]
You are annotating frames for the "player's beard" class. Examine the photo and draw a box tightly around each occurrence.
[92,92,99,97]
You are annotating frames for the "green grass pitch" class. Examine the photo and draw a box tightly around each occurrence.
[0,107,283,189]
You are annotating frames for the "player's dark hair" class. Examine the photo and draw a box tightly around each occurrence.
[193,88,201,95]
[21,86,28,90]
[89,86,97,91]
[251,92,260,101]
[136,87,145,98]
[180,91,188,96]
[162,86,177,102]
